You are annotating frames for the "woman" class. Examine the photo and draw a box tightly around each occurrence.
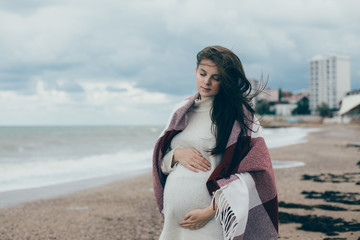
[153,46,278,240]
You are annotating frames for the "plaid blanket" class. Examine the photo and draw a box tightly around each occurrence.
[153,93,278,240]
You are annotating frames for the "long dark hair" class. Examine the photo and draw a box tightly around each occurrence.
[196,46,260,155]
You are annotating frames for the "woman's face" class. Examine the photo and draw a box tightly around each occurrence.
[196,59,220,99]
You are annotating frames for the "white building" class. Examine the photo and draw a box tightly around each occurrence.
[274,103,297,116]
[339,90,360,119]
[309,54,351,113]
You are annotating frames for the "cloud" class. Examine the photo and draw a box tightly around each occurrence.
[0,79,184,125]
[45,80,84,93]
[105,86,127,93]
[0,0,359,125]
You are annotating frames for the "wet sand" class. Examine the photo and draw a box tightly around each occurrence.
[0,124,359,239]
[273,124,360,239]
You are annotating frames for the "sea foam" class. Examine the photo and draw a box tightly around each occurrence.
[0,149,152,192]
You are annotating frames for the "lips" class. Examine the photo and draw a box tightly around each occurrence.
[201,86,211,91]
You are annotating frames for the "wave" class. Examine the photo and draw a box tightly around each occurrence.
[0,149,153,192]
[0,127,319,193]
[262,127,319,149]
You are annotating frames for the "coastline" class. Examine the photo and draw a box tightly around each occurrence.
[0,125,314,208]
[0,169,150,209]
[0,124,359,239]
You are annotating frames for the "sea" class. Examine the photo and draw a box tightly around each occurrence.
[0,125,318,207]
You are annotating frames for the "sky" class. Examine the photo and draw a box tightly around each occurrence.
[0,0,359,125]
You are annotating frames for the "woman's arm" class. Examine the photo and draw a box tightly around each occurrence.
[160,148,178,174]
[161,148,211,173]
[179,172,252,231]
[178,202,217,230]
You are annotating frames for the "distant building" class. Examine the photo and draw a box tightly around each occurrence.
[282,93,308,104]
[298,88,310,96]
[249,79,279,106]
[339,90,360,120]
[274,103,297,116]
[309,54,351,113]
[249,79,310,116]
[275,93,309,116]
[257,88,280,103]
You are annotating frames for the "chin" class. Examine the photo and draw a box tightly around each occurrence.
[202,94,214,99]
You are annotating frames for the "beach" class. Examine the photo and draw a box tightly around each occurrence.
[0,124,359,239]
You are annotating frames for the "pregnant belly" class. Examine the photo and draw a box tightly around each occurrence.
[163,165,213,221]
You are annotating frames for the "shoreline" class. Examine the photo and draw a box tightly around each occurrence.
[0,160,305,209]
[0,124,359,239]
[0,169,150,209]
[0,126,317,209]
[272,124,360,239]
[0,159,307,210]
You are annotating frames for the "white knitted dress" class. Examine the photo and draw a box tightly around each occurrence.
[159,97,223,240]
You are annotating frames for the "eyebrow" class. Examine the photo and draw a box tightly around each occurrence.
[199,67,219,76]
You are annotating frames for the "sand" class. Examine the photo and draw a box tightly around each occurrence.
[0,124,359,240]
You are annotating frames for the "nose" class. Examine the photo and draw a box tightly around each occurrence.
[203,76,211,85]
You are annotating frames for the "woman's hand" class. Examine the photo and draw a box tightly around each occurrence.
[173,148,211,172]
[178,207,215,230]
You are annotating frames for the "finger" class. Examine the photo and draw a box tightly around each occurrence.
[189,149,210,167]
[189,149,209,163]
[179,224,192,230]
[192,154,210,167]
[179,221,194,228]
[191,157,210,171]
[191,161,207,172]
[185,162,199,172]
[179,219,193,224]
[179,221,186,225]
[191,148,200,154]
[191,148,203,157]
[200,157,211,167]
[193,158,210,171]
[181,223,199,230]
[184,213,192,220]
[179,220,193,226]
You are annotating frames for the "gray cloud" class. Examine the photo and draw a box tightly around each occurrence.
[106,86,127,93]
[0,0,56,14]
[46,81,84,93]
[0,77,31,91]
[1,0,359,94]
[0,0,359,125]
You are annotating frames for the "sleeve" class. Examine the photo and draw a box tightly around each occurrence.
[160,148,178,174]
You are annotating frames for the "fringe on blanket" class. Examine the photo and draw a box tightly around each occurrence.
[212,189,239,240]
